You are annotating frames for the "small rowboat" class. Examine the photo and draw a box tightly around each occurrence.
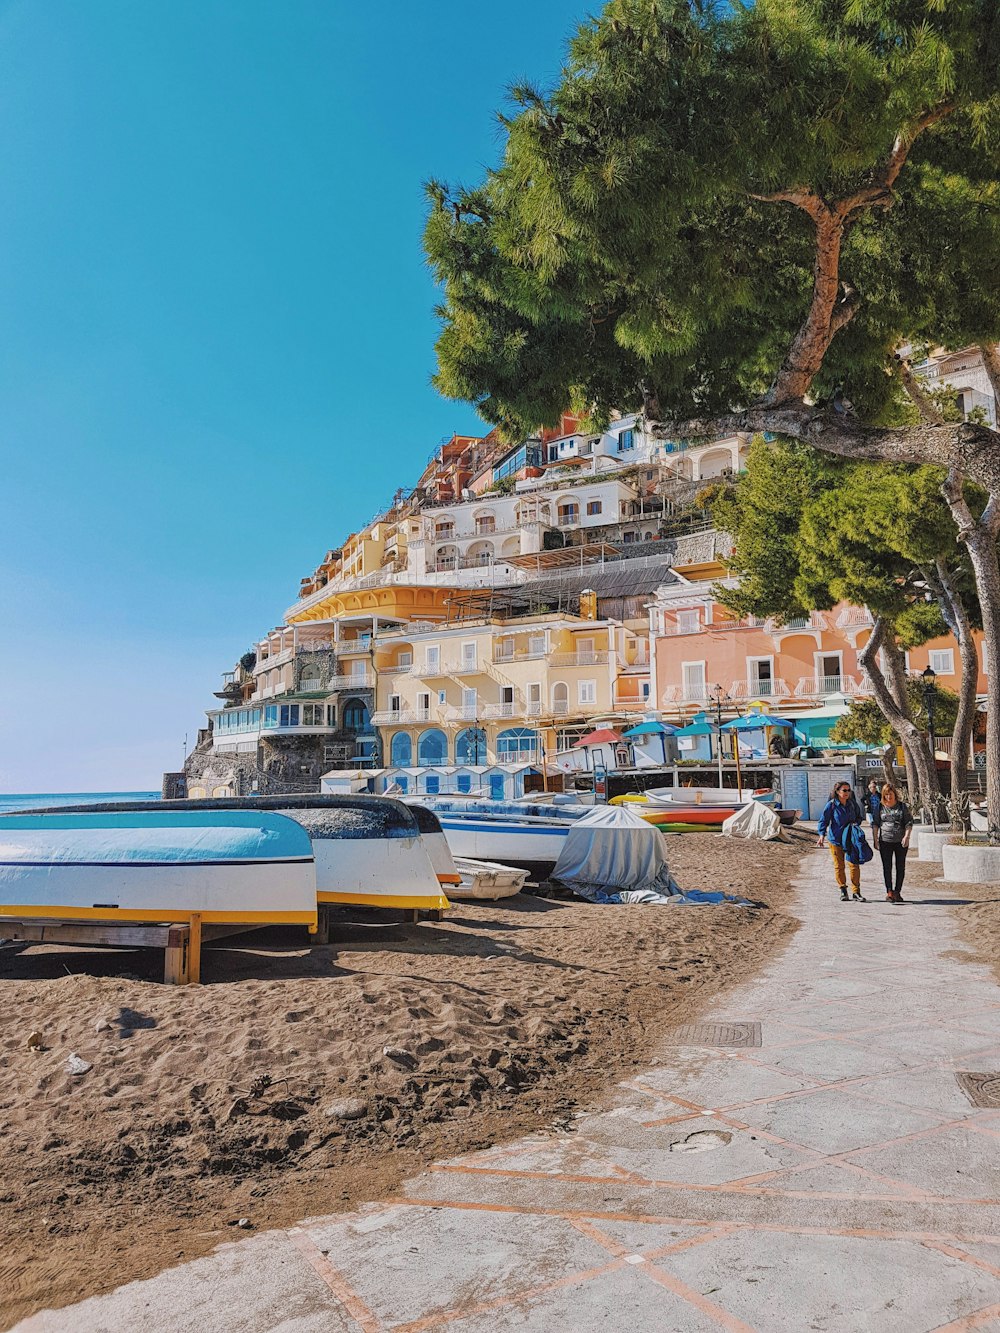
[451,857,529,901]
[0,810,317,927]
[21,796,451,914]
[635,805,736,827]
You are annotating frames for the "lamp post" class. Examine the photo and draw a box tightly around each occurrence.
[922,664,938,764]
[708,683,728,789]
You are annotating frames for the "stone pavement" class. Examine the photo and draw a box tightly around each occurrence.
[18,852,1000,1332]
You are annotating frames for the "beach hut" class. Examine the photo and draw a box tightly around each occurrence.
[572,728,627,772]
[721,711,795,760]
[673,714,718,763]
[622,720,678,767]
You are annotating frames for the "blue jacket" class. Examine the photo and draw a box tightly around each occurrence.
[818,795,862,845]
[842,823,874,865]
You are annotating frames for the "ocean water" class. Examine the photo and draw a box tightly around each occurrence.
[0,792,160,814]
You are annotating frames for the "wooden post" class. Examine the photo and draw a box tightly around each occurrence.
[187,913,202,985]
[732,730,744,800]
[310,904,331,945]
[163,924,191,985]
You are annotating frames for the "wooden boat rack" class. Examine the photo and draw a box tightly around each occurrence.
[0,914,253,985]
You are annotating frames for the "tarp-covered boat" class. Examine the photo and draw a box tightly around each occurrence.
[15,795,450,913]
[0,810,317,926]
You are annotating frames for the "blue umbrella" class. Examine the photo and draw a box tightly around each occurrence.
[623,721,678,737]
[721,713,793,730]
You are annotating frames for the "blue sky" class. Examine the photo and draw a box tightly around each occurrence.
[0,0,586,792]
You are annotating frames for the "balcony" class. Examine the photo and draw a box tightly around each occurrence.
[548,651,611,667]
[794,674,862,698]
[836,607,875,631]
[338,638,373,656]
[370,707,435,725]
[481,701,519,720]
[254,647,294,674]
[661,683,714,704]
[443,704,484,722]
[493,647,548,663]
[764,613,829,635]
[327,671,374,690]
[730,678,791,700]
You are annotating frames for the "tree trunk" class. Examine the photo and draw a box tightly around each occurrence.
[881,743,896,791]
[859,620,940,817]
[881,633,930,813]
[958,526,1000,842]
[929,559,978,830]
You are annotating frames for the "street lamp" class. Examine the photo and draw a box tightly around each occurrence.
[708,683,729,789]
[922,664,938,762]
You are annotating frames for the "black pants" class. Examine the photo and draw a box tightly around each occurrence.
[879,843,908,893]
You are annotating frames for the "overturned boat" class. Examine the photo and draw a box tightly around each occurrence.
[406,797,590,879]
[16,795,451,914]
[450,857,529,901]
[0,810,318,927]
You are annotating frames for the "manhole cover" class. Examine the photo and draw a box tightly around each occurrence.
[666,1022,762,1049]
[956,1073,1000,1107]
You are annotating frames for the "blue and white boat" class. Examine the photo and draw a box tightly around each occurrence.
[407,798,591,878]
[0,810,318,927]
[29,795,452,913]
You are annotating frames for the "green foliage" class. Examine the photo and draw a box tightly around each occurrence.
[424,1,1000,434]
[831,679,960,746]
[709,435,979,639]
[239,650,257,673]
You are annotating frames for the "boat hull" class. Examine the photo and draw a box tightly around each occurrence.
[0,812,317,926]
[451,857,529,901]
[432,815,571,878]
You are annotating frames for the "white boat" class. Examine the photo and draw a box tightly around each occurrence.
[408,799,583,878]
[33,795,451,914]
[451,857,529,901]
[0,810,317,927]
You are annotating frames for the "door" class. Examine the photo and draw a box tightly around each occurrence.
[462,641,478,668]
[489,773,506,800]
[576,637,596,665]
[425,645,440,673]
[500,685,514,718]
[820,654,842,693]
[750,658,774,697]
[462,687,478,719]
[527,682,541,716]
[682,661,706,701]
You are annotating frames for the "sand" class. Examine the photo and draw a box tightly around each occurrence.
[903,854,1000,982]
[0,830,809,1328]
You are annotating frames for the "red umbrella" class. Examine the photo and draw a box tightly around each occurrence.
[573,728,624,747]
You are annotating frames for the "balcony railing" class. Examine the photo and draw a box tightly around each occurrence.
[481,702,518,720]
[836,607,875,630]
[493,647,548,663]
[661,683,714,704]
[548,651,611,667]
[794,674,861,698]
[730,678,791,700]
[371,707,436,725]
[326,671,374,690]
[764,613,829,634]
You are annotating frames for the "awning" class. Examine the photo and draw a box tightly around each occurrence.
[623,721,677,737]
[574,728,624,748]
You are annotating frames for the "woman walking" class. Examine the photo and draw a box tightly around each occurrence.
[863,778,881,826]
[817,782,866,901]
[872,784,913,903]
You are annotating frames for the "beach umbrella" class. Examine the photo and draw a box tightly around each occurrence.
[622,721,678,737]
[673,719,718,737]
[573,727,624,747]
[720,712,792,730]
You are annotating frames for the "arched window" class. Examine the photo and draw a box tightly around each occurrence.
[299,664,322,691]
[456,727,486,765]
[417,728,448,765]
[551,682,569,715]
[343,698,370,733]
[435,544,458,572]
[390,731,412,766]
[496,727,539,760]
[466,540,494,567]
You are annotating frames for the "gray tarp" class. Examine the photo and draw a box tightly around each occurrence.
[552,805,679,898]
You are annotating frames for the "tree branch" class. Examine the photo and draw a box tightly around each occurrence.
[755,101,955,407]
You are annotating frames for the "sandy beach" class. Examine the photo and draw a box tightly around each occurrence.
[0,831,809,1327]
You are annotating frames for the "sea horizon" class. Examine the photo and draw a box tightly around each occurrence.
[0,791,160,814]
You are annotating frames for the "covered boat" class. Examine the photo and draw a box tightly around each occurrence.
[0,810,317,927]
[21,795,450,913]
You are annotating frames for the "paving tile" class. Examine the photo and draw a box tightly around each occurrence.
[763,1036,909,1082]
[635,1051,814,1109]
[662,1229,1000,1332]
[846,1123,1000,1201]
[845,1068,986,1120]
[439,1262,723,1332]
[305,1204,611,1327]
[732,1087,945,1155]
[14,1231,357,1333]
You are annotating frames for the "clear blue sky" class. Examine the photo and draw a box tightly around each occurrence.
[0,0,586,792]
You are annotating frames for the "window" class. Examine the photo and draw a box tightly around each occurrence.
[437,690,446,705]
[389,693,401,713]
[748,657,774,696]
[586,500,602,516]
[397,651,412,669]
[557,502,579,526]
[461,687,478,716]
[496,727,539,759]
[526,682,542,715]
[682,661,707,701]
[343,699,370,732]
[417,728,448,764]
[623,531,637,543]
[326,704,337,727]
[457,774,472,793]
[461,641,478,667]
[264,705,278,728]
[425,645,440,672]
[302,704,326,726]
[493,445,527,482]
[528,634,547,656]
[617,429,635,452]
[929,649,955,675]
[676,610,700,634]
[395,775,409,793]
[578,679,597,705]
[641,682,651,701]
[496,636,514,660]
[278,704,300,727]
[425,774,441,794]
[417,691,431,716]
[552,681,569,714]
[390,732,412,765]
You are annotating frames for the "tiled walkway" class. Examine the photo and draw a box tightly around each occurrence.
[19,852,1000,1332]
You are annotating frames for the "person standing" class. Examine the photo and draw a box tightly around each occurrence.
[872,784,913,902]
[817,782,866,901]
[863,778,881,826]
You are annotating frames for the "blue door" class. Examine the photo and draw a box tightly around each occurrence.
[489,773,506,800]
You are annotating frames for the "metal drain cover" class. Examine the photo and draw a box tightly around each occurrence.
[667,1022,762,1049]
[956,1073,1000,1108]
